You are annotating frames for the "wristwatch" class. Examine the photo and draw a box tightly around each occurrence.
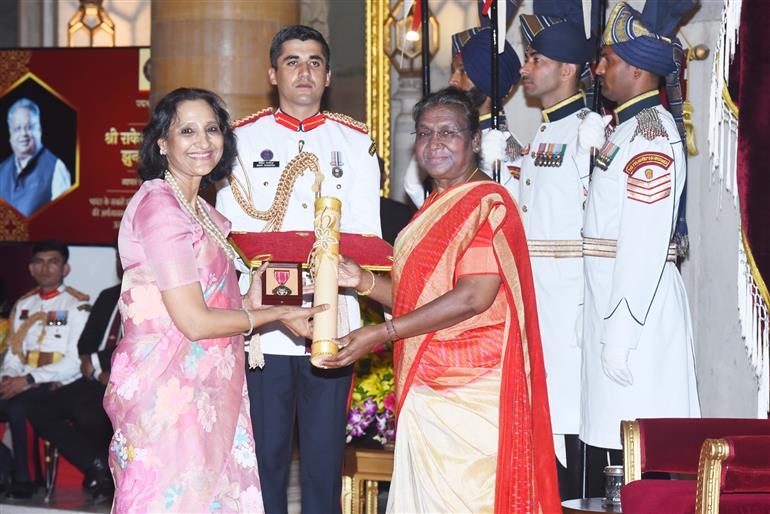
[25,374,35,385]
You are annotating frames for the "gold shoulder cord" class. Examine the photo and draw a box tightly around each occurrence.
[323,111,369,133]
[9,310,46,365]
[228,142,324,232]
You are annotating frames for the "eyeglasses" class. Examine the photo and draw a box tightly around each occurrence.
[412,128,471,143]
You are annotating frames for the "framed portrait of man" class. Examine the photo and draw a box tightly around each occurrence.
[0,73,77,219]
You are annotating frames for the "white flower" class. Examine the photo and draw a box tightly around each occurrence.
[239,485,263,512]
[216,345,235,380]
[117,374,139,400]
[234,446,257,469]
[197,393,217,433]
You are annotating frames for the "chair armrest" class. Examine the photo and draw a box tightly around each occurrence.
[695,436,770,514]
[622,420,642,483]
[722,435,770,493]
[695,438,730,514]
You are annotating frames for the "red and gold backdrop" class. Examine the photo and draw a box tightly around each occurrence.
[0,47,149,244]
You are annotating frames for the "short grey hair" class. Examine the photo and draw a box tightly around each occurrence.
[7,98,41,128]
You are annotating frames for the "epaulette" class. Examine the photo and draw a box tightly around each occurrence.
[323,111,369,134]
[632,107,668,142]
[232,107,274,130]
[505,134,523,161]
[65,286,90,302]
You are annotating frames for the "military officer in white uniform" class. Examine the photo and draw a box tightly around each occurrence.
[404,27,523,207]
[216,25,380,514]
[1,240,89,497]
[516,1,594,499]
[580,0,700,494]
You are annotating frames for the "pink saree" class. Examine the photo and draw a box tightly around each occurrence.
[104,179,263,513]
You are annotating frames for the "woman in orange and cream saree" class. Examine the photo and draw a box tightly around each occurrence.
[322,88,560,513]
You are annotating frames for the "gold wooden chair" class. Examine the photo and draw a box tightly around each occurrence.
[621,418,770,514]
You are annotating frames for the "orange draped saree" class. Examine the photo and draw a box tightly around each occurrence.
[388,181,560,513]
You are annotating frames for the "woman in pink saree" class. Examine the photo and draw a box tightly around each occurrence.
[104,88,324,513]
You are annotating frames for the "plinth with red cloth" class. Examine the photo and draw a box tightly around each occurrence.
[229,231,393,272]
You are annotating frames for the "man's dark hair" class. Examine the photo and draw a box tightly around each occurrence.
[32,239,69,262]
[138,88,236,188]
[413,86,481,136]
[270,25,331,71]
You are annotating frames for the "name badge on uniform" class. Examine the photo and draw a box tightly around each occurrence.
[595,141,620,171]
[254,148,280,168]
[330,151,344,178]
[46,310,68,326]
[534,143,566,167]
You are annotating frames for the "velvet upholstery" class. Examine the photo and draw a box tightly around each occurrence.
[622,479,695,514]
[737,0,770,288]
[638,418,770,474]
[719,494,770,514]
[622,419,770,514]
[722,436,770,493]
[622,479,770,514]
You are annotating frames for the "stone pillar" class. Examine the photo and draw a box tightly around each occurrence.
[151,0,298,119]
[390,76,421,203]
[18,0,57,47]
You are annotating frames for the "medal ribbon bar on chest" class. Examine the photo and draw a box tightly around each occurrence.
[534,143,567,167]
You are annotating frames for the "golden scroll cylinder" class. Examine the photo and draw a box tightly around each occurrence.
[310,196,341,367]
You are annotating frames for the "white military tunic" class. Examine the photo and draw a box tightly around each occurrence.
[216,108,382,356]
[517,92,590,436]
[2,285,89,385]
[581,90,700,449]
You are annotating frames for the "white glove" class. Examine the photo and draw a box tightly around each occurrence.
[577,112,612,154]
[601,344,633,387]
[480,129,507,172]
[403,157,426,209]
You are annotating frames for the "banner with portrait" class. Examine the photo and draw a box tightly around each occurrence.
[0,47,150,244]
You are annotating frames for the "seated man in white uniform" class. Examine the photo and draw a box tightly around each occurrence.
[1,240,89,497]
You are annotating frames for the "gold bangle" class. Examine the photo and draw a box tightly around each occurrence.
[357,268,376,296]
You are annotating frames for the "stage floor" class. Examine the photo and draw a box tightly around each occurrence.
[0,488,110,514]
[0,457,316,513]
